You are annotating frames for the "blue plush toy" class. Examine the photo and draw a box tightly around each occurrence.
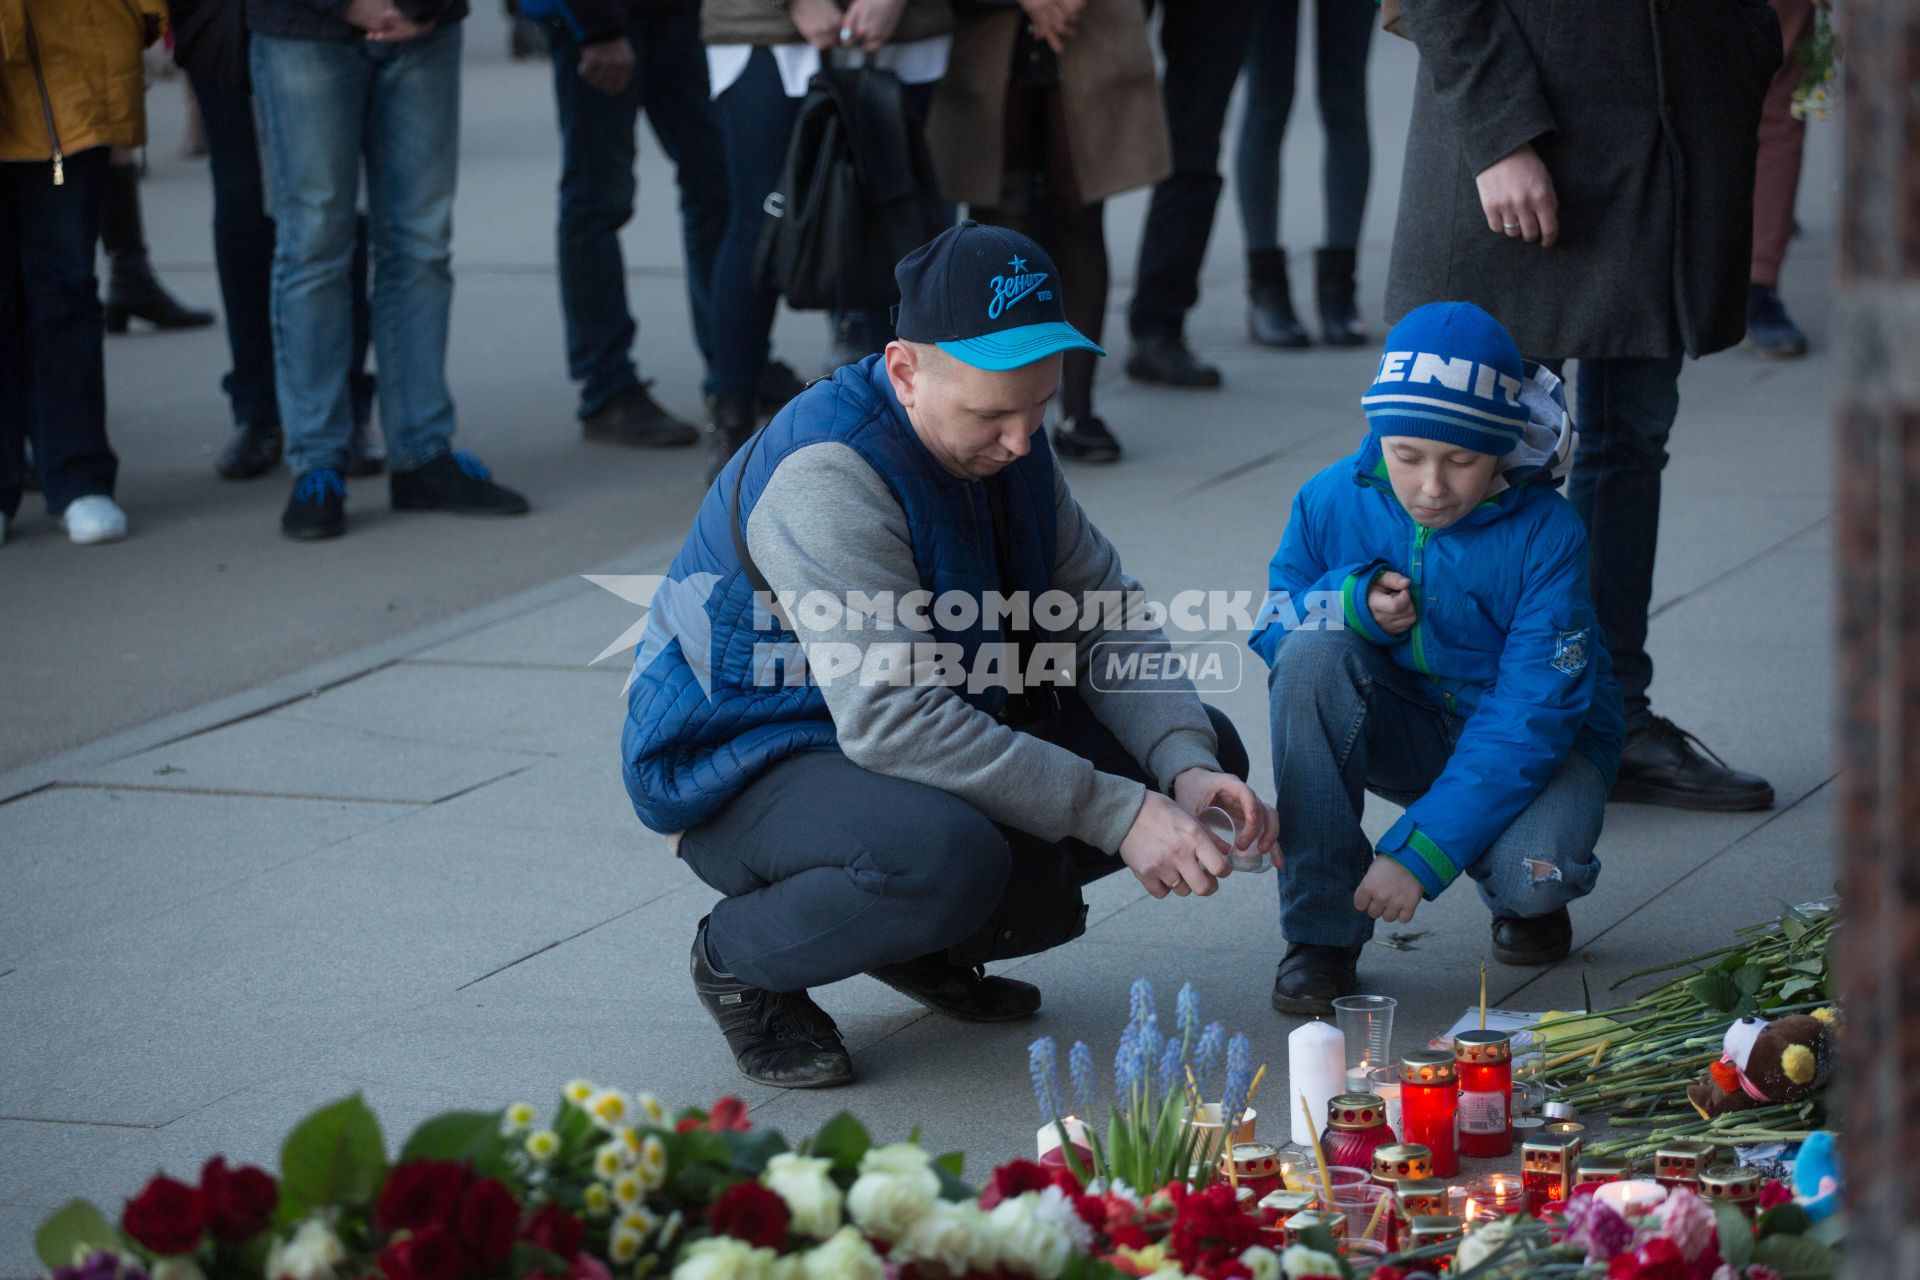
[1792,1130,1841,1222]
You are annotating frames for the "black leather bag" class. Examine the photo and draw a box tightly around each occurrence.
[756,59,946,314]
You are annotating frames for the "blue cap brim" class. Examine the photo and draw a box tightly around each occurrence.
[937,321,1106,371]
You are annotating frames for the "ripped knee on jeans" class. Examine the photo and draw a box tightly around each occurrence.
[1522,856,1565,884]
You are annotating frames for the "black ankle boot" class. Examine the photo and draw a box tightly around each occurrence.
[691,918,854,1088]
[1491,907,1572,966]
[705,395,757,484]
[1314,247,1367,347]
[1248,249,1309,349]
[1271,942,1363,1016]
[101,164,214,333]
[217,420,282,481]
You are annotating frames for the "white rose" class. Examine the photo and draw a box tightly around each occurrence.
[892,1201,979,1277]
[671,1238,776,1280]
[856,1143,936,1182]
[799,1227,885,1280]
[987,1196,1071,1280]
[150,1260,206,1280]
[1454,1217,1520,1274]
[762,1153,844,1239]
[1278,1244,1343,1280]
[1239,1246,1281,1280]
[847,1170,938,1240]
[266,1221,346,1280]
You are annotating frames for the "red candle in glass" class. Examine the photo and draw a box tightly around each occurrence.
[1319,1093,1398,1170]
[1453,1030,1513,1159]
[1398,1050,1459,1178]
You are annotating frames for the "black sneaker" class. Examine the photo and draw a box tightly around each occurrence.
[1052,415,1122,463]
[1611,715,1774,811]
[1745,285,1808,358]
[691,918,854,1089]
[1491,907,1572,966]
[1125,331,1223,389]
[217,420,282,481]
[1271,942,1362,1016]
[390,450,529,516]
[757,360,808,417]
[868,953,1041,1022]
[582,383,699,448]
[282,467,346,540]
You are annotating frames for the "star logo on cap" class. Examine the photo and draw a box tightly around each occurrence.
[1008,254,1027,274]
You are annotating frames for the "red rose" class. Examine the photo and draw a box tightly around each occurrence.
[1609,1238,1690,1280]
[381,1225,465,1280]
[454,1178,520,1273]
[1166,1183,1261,1272]
[1758,1179,1793,1211]
[377,1162,473,1236]
[708,1097,752,1132]
[708,1181,791,1249]
[521,1204,584,1259]
[123,1175,208,1256]
[979,1160,1055,1210]
[200,1158,279,1244]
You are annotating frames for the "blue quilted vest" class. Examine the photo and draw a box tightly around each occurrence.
[621,356,1059,834]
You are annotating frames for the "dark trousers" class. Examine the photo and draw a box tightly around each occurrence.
[547,5,726,413]
[1128,0,1257,339]
[1563,352,1687,735]
[0,149,115,519]
[680,700,1249,992]
[190,67,375,431]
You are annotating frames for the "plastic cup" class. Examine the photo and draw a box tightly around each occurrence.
[1199,805,1269,874]
[1331,994,1398,1080]
[1331,1184,1392,1244]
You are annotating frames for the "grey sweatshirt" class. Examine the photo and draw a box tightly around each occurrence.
[744,441,1222,854]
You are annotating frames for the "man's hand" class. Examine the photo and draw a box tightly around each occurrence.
[1367,571,1417,637]
[345,0,433,41]
[840,0,907,50]
[1355,856,1424,924]
[1172,767,1281,868]
[1475,142,1559,248]
[1119,792,1230,899]
[1018,0,1085,53]
[577,36,636,95]
[790,0,845,49]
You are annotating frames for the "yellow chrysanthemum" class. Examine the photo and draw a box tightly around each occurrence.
[565,1080,597,1104]
[583,1185,611,1217]
[612,1173,645,1208]
[502,1102,537,1135]
[594,1143,628,1181]
[524,1130,561,1162]
[587,1088,633,1131]
[608,1229,642,1264]
[637,1094,666,1125]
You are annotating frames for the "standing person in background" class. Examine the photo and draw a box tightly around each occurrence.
[699,0,955,483]
[526,0,725,449]
[100,150,216,333]
[1233,0,1375,351]
[250,0,529,540]
[1385,0,1782,811]
[0,0,169,547]
[927,0,1169,463]
[168,0,385,481]
[1119,0,1254,390]
[1746,0,1819,358]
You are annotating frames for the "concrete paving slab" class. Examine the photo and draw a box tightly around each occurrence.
[272,663,621,759]
[412,586,648,669]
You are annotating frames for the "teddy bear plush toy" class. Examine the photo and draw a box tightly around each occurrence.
[1686,1013,1833,1120]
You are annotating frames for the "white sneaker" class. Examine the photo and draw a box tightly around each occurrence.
[60,495,128,545]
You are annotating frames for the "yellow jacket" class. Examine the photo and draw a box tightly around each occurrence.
[0,0,167,168]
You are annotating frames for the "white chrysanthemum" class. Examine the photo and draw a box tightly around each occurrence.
[501,1102,537,1136]
[1030,1185,1094,1250]
[798,1227,884,1280]
[1239,1245,1281,1280]
[762,1153,843,1239]
[1278,1245,1342,1280]
[640,1134,669,1186]
[608,1228,643,1264]
[659,1210,686,1252]
[582,1184,611,1217]
[585,1087,633,1131]
[565,1079,597,1104]
[266,1221,346,1280]
[638,1093,667,1124]
[593,1142,630,1181]
[524,1130,560,1162]
[618,1208,659,1239]
[612,1172,646,1208]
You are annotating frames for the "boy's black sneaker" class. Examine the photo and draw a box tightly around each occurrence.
[1052,415,1122,463]
[691,918,854,1089]
[281,467,346,540]
[1491,907,1572,965]
[582,383,699,448]
[867,953,1041,1022]
[1271,942,1363,1016]
[1612,715,1774,811]
[390,450,529,516]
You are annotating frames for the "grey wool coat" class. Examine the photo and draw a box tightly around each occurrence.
[1384,0,1782,360]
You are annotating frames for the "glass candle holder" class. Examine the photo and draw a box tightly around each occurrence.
[1463,1172,1528,1220]
[1332,995,1398,1081]
[1321,1094,1398,1171]
[1399,1050,1459,1178]
[1365,1064,1405,1136]
[1272,1144,1314,1192]
[1522,1134,1582,1216]
[1454,1031,1514,1159]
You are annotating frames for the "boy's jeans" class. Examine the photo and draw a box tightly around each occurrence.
[252,27,462,477]
[1269,627,1605,948]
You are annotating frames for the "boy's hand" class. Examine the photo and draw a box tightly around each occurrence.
[1368,571,1417,636]
[1355,856,1424,924]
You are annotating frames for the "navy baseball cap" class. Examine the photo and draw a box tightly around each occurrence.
[892,221,1105,371]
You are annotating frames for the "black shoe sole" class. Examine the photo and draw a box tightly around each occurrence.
[866,971,1041,1023]
[1491,941,1571,966]
[1124,357,1222,389]
[281,520,345,541]
[1271,989,1337,1017]
[736,1060,856,1089]
[1608,779,1775,812]
[582,426,700,449]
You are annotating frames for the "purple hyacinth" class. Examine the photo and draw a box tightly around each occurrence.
[1069,1040,1098,1119]
[1175,983,1200,1050]
[1030,1036,1063,1123]
[1193,1022,1226,1096]
[1128,977,1156,1030]
[1221,1032,1254,1123]
[1115,1024,1144,1103]
[1154,1037,1184,1101]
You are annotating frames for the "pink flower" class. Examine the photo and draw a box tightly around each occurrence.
[1563,1194,1637,1262]
[1652,1189,1718,1263]
[1757,1180,1793,1211]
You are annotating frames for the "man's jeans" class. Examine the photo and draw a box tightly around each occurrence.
[1268,627,1604,948]
[548,6,725,415]
[252,27,462,476]
[0,149,115,518]
[1563,353,1687,735]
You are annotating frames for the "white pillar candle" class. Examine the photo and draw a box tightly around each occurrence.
[1288,1019,1347,1147]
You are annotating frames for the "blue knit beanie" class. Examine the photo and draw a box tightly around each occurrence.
[1362,302,1529,454]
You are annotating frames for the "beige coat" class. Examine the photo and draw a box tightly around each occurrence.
[925,0,1169,207]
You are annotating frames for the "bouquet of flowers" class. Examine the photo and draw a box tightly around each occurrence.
[1790,6,1840,122]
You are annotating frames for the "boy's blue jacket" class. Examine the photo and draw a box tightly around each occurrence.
[1250,425,1625,900]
